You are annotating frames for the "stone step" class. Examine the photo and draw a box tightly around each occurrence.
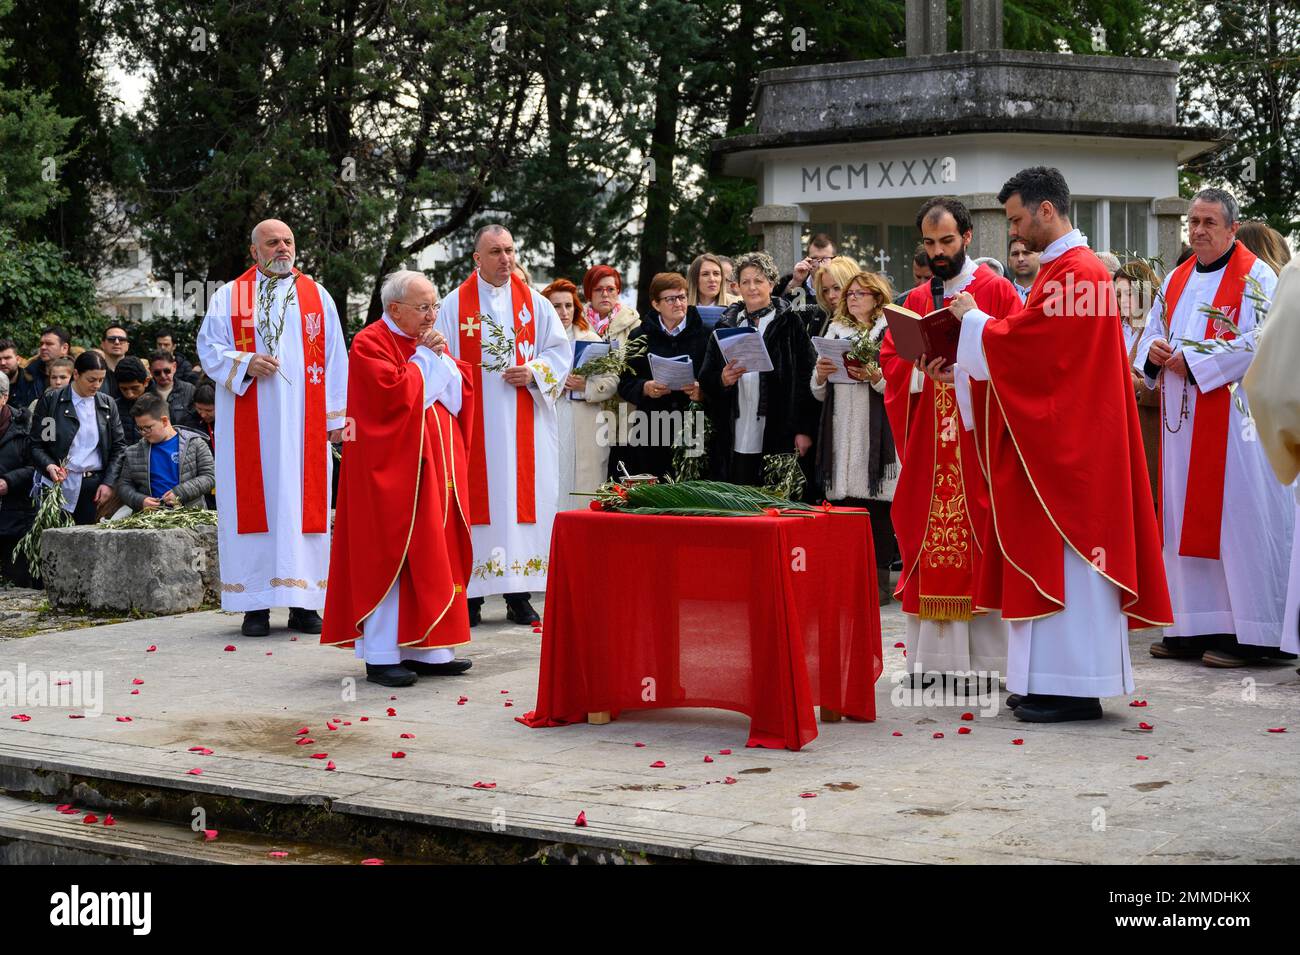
[0,793,368,865]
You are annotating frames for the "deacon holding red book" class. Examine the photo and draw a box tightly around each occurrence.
[949,167,1172,722]
[880,197,1021,690]
[321,270,476,686]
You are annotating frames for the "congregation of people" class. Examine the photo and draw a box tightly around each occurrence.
[2,168,1297,724]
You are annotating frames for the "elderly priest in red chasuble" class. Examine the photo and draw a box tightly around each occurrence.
[951,166,1172,723]
[322,270,476,688]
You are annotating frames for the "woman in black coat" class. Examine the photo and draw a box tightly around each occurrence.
[30,351,126,525]
[0,379,39,586]
[698,252,819,486]
[617,272,711,480]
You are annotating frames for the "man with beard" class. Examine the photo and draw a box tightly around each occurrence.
[950,166,1171,722]
[880,197,1019,692]
[196,218,349,637]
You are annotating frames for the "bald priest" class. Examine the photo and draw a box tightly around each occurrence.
[322,270,476,687]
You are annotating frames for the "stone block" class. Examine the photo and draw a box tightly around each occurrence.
[40,524,220,614]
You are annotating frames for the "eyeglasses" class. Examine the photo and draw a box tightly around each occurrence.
[398,301,441,314]
[658,294,687,305]
[845,290,878,300]
[104,336,128,343]
[809,256,832,267]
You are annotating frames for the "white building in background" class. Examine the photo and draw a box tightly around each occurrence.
[96,235,172,323]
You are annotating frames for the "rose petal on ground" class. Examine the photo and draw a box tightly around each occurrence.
[295,727,310,735]
[894,642,905,649]
[103,814,116,826]
[386,708,396,717]
[634,742,646,748]
[360,716,369,721]
[1129,700,1147,707]
[361,858,384,865]
[650,760,666,768]
[56,804,73,812]
[146,645,157,652]
[574,811,587,827]
[187,747,213,755]
[400,733,415,739]
[932,732,944,739]
[325,761,336,771]
[115,716,132,723]
[799,792,817,798]
[718,749,732,755]
[295,738,314,746]
[187,768,203,775]
[132,679,144,685]
[456,697,467,706]
[223,645,236,652]
[83,814,98,824]
[10,714,31,722]
[1138,722,1154,731]
[1136,755,1149,760]
[310,753,328,759]
[269,851,289,858]
[391,751,405,759]
[68,714,85,719]
[960,712,974,721]
[703,755,714,763]
[1012,739,1024,745]
[473,781,496,789]
[723,776,737,784]
[892,731,902,737]
[957,727,971,735]
[1267,727,1287,733]
[203,829,218,841]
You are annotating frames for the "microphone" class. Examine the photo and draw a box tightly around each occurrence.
[930,276,944,312]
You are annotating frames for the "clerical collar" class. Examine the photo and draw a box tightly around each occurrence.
[1195,241,1237,274]
[1039,229,1087,265]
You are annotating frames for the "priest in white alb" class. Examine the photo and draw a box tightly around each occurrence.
[1244,253,1300,664]
[435,224,570,627]
[197,219,348,636]
[1135,189,1296,668]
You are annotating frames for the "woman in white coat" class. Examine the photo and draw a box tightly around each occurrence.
[546,279,617,510]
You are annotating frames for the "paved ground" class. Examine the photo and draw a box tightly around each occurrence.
[0,598,1296,864]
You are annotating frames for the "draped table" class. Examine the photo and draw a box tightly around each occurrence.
[519,509,883,750]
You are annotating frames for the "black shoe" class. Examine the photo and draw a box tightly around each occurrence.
[505,598,540,626]
[241,610,270,637]
[1013,694,1103,723]
[889,558,903,572]
[402,658,473,676]
[287,607,323,634]
[1006,693,1025,709]
[366,663,418,687]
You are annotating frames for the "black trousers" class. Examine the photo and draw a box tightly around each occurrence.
[0,532,40,588]
[71,474,103,526]
[729,452,763,486]
[830,496,895,571]
[467,593,529,608]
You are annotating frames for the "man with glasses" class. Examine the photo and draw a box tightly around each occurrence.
[100,324,131,398]
[774,233,836,302]
[323,269,475,686]
[196,218,349,638]
[147,351,201,429]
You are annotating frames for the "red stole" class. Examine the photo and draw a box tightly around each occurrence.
[228,266,329,535]
[1158,243,1257,559]
[456,271,537,525]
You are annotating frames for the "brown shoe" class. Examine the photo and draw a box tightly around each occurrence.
[1149,641,1201,659]
[1201,649,1253,668]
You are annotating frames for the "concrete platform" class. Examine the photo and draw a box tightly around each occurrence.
[0,600,1296,864]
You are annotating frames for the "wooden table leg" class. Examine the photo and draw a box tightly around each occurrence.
[820,707,842,722]
[587,711,611,725]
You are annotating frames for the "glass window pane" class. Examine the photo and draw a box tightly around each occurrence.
[1072,200,1097,247]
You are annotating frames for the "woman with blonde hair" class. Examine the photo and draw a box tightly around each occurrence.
[686,253,737,308]
[1236,221,1291,276]
[544,279,617,510]
[809,255,862,334]
[812,270,898,601]
[1115,259,1162,506]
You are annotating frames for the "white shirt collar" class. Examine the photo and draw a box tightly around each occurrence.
[1039,229,1087,264]
[659,315,685,337]
[381,314,411,338]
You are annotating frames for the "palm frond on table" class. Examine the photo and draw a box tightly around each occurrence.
[594,479,816,517]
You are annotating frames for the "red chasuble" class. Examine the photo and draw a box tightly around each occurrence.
[970,245,1172,627]
[880,265,1021,620]
[321,322,475,651]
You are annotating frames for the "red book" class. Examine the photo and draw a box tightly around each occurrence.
[882,303,961,366]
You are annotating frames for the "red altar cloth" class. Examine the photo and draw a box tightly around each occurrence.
[518,510,883,750]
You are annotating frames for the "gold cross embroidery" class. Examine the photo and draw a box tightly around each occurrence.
[461,315,481,338]
[235,320,256,352]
